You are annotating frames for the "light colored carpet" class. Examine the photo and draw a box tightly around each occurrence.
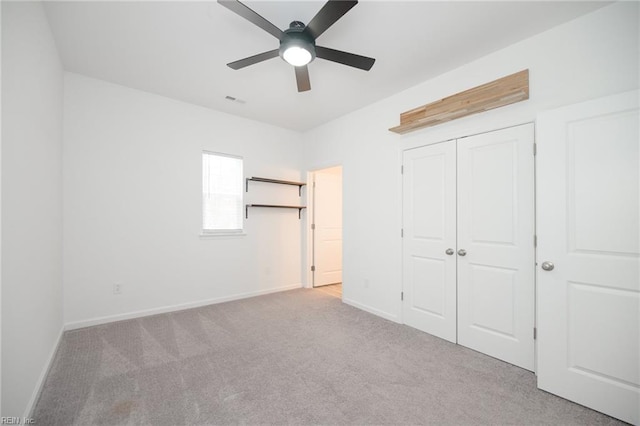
[33,288,623,425]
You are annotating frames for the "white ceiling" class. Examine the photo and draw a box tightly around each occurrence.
[43,1,609,132]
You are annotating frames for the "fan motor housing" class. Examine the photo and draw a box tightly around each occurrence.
[279,21,316,64]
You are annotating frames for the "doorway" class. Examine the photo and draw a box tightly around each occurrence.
[311,166,343,292]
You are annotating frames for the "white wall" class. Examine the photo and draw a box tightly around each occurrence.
[1,1,64,417]
[302,2,639,321]
[63,73,304,327]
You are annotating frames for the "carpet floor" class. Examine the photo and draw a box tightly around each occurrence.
[33,288,623,425]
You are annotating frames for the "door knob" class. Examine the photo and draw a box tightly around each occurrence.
[445,248,454,255]
[541,261,554,271]
[457,249,467,256]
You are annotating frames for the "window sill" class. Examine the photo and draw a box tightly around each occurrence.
[199,232,246,239]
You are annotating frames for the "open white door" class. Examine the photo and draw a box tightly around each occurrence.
[312,167,342,287]
[402,142,457,343]
[537,91,639,424]
[457,124,535,371]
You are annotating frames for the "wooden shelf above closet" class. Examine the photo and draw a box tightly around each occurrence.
[389,70,529,135]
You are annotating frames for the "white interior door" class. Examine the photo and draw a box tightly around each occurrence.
[313,167,342,287]
[537,91,639,424]
[456,124,535,371]
[402,141,457,343]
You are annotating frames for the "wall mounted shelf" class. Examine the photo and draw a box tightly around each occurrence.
[246,177,306,196]
[244,176,307,219]
[245,204,306,219]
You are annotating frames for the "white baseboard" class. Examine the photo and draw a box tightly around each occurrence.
[64,283,303,330]
[342,298,400,323]
[24,325,64,419]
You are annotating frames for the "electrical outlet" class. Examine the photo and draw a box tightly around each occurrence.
[113,283,122,295]
[364,279,370,288]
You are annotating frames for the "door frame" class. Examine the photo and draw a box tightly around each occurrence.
[305,165,343,291]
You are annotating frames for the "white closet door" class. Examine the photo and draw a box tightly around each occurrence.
[537,91,639,424]
[402,141,457,343]
[457,124,535,371]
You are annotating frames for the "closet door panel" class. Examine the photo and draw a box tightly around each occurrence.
[402,141,457,343]
[457,124,535,371]
[536,91,639,424]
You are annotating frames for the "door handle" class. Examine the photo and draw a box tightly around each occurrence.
[445,248,454,255]
[541,261,554,271]
[457,249,467,256]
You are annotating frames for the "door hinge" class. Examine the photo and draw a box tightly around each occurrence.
[401,229,404,238]
[534,235,537,247]
[533,327,537,340]
[401,165,404,174]
[401,291,404,301]
[533,143,537,156]
[311,223,316,230]
[311,265,315,272]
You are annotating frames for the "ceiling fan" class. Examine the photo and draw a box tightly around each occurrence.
[218,0,375,92]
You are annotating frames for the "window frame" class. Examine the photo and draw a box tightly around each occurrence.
[201,150,245,237]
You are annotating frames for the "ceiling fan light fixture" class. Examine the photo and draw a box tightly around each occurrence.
[282,46,313,67]
[219,1,375,92]
[279,22,316,67]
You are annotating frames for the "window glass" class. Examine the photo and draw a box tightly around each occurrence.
[202,152,243,232]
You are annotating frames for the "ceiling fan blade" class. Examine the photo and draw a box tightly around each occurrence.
[218,0,284,40]
[227,49,279,70]
[295,66,311,92]
[303,0,358,40]
[315,46,375,71]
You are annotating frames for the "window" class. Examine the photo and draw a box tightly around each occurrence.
[202,152,243,234]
